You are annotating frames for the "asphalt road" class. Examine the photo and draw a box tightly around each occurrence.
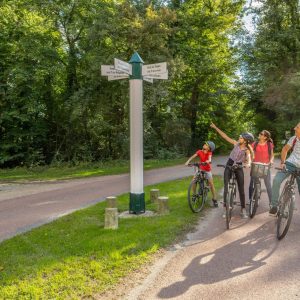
[124,160,300,300]
[0,156,227,242]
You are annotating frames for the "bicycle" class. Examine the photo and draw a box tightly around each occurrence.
[249,162,271,218]
[187,163,210,213]
[276,167,300,240]
[217,164,243,229]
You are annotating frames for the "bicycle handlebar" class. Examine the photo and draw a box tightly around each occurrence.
[217,164,244,169]
[275,167,300,176]
[187,162,208,167]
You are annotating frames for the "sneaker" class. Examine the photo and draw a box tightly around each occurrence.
[212,199,218,208]
[240,208,248,219]
[192,195,197,202]
[269,206,278,216]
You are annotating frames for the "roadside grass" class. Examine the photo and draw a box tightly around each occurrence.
[0,158,185,182]
[0,176,222,299]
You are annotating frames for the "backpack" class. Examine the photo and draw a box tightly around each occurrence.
[291,137,297,152]
[253,141,273,159]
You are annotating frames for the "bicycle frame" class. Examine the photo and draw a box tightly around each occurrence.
[187,163,210,213]
[217,164,242,229]
[276,168,300,240]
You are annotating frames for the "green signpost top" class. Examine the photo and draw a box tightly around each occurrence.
[129,52,144,64]
[129,52,144,79]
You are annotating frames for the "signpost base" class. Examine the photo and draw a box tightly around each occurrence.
[129,193,145,214]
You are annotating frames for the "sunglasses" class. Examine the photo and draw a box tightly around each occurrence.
[259,132,265,136]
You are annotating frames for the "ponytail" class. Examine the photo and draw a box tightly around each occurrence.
[246,142,254,161]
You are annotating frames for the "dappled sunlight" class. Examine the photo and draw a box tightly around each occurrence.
[157,221,277,298]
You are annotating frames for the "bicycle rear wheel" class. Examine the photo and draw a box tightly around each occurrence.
[277,194,294,240]
[225,190,232,229]
[188,180,206,213]
[249,183,260,218]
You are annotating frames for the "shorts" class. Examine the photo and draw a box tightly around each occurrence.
[193,170,213,181]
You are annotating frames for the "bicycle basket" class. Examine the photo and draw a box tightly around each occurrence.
[250,163,269,178]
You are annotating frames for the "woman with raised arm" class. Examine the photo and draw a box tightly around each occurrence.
[249,130,274,205]
[210,122,254,218]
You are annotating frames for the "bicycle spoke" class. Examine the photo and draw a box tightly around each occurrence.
[277,194,294,240]
[188,180,205,213]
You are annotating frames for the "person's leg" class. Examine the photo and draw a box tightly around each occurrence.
[271,171,289,208]
[264,169,272,205]
[207,174,218,207]
[249,176,254,200]
[235,168,246,209]
[296,176,300,195]
[223,167,230,208]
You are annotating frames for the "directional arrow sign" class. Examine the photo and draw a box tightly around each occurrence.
[108,75,129,81]
[143,70,168,80]
[114,58,132,75]
[142,62,167,76]
[101,65,127,76]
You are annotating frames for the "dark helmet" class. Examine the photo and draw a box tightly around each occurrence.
[206,141,216,152]
[241,132,254,143]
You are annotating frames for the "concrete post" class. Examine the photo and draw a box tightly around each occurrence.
[158,196,169,215]
[150,189,160,203]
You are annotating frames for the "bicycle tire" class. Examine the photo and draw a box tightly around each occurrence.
[249,183,260,218]
[187,180,205,213]
[225,190,232,230]
[277,193,295,240]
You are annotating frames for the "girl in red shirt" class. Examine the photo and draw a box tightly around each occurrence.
[249,130,274,204]
[185,141,218,207]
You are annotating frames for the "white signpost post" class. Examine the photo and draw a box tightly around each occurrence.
[101,52,168,214]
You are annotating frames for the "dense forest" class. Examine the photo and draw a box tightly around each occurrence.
[0,0,299,167]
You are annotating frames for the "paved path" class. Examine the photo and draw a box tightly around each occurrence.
[124,161,300,300]
[0,157,227,242]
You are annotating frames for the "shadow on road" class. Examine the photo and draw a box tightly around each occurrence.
[158,220,277,299]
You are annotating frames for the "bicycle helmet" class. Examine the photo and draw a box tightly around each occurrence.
[241,132,254,143]
[205,141,216,152]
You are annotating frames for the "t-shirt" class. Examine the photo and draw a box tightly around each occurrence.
[286,136,300,168]
[252,142,274,164]
[196,150,212,171]
[229,144,247,163]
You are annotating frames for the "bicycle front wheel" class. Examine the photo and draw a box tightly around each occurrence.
[277,194,295,240]
[249,184,260,218]
[225,190,232,230]
[188,180,205,213]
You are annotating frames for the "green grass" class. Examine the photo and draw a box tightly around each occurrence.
[0,158,185,182]
[0,176,222,299]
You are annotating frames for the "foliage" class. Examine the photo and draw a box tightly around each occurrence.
[0,0,250,167]
[240,0,300,146]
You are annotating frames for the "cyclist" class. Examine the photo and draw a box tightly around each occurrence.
[269,122,300,215]
[249,130,274,205]
[185,141,218,207]
[210,122,254,218]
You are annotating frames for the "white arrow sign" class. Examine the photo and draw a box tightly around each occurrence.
[142,62,167,76]
[108,75,129,81]
[114,58,132,75]
[143,70,168,80]
[143,77,153,83]
[101,65,127,76]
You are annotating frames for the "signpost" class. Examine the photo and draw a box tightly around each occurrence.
[101,52,168,214]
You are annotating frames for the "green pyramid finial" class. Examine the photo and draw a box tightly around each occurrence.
[129,51,144,64]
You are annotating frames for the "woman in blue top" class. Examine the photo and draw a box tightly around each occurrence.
[211,123,254,218]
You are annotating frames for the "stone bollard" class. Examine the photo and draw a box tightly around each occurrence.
[104,196,118,229]
[106,196,117,208]
[158,196,169,215]
[150,189,159,203]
